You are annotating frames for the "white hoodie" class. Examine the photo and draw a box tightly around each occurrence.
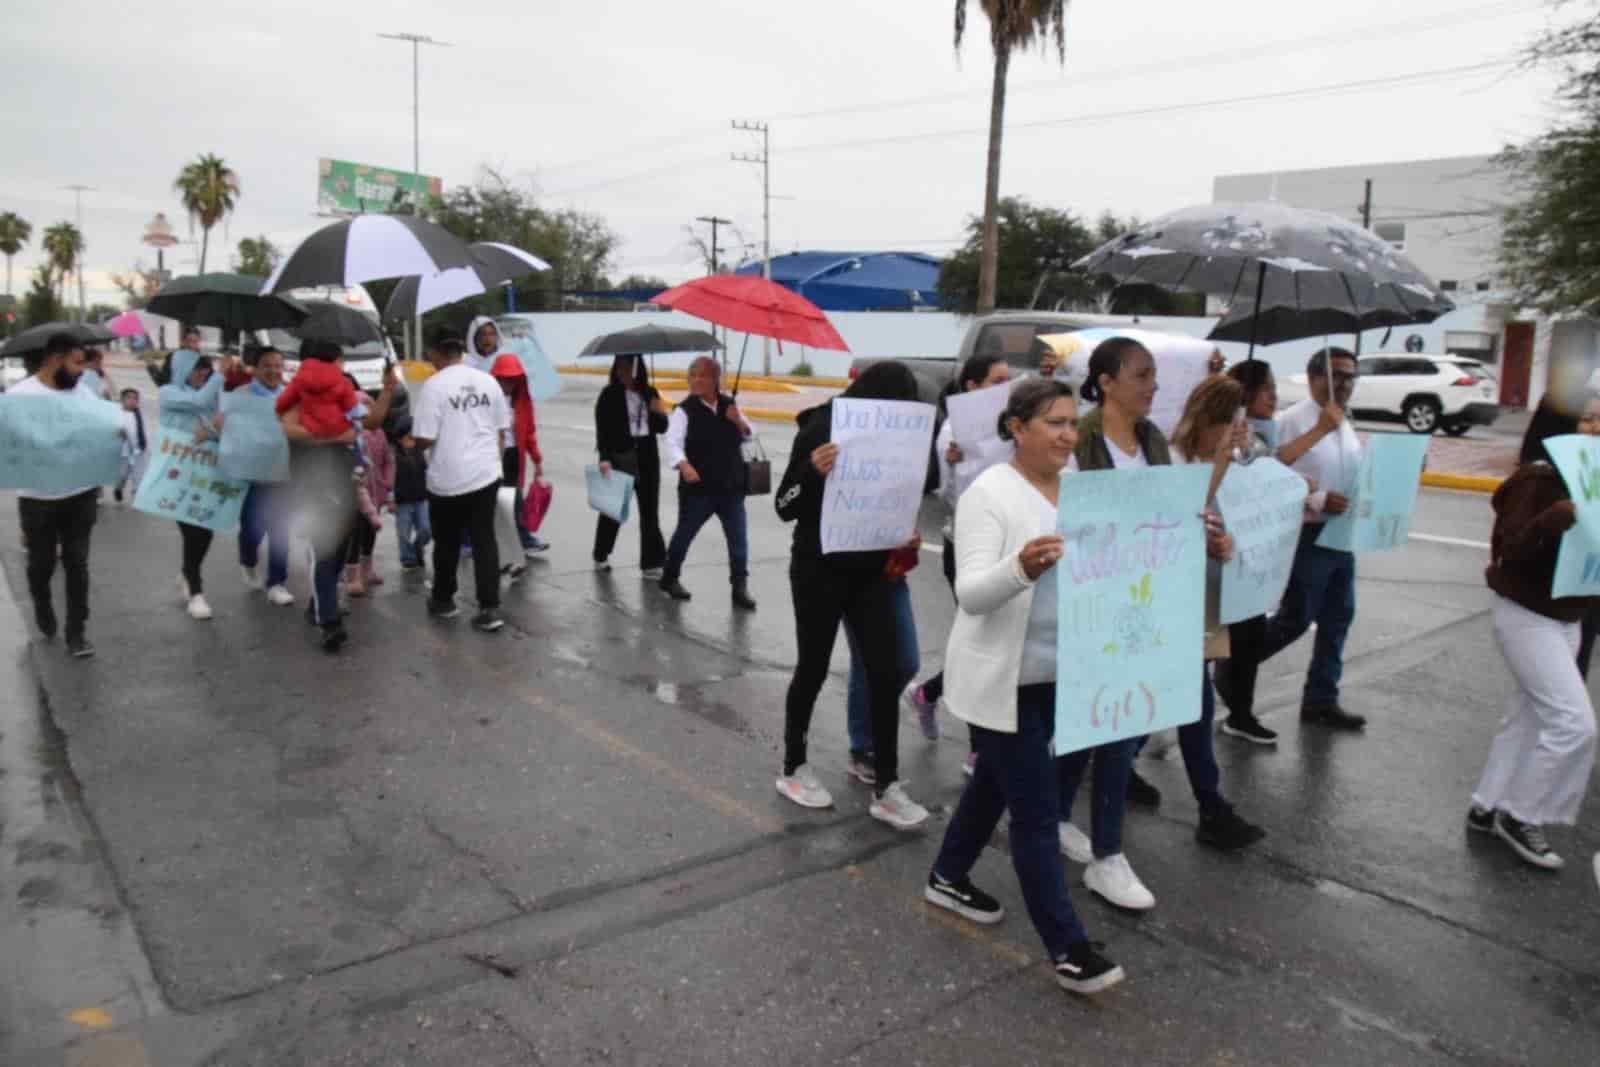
[465,315,506,374]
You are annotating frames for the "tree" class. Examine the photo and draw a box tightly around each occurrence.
[234,235,280,276]
[21,266,61,327]
[1497,3,1600,314]
[88,302,120,323]
[683,220,747,274]
[174,154,239,274]
[0,211,30,298]
[41,221,83,307]
[110,261,163,309]
[954,0,1069,314]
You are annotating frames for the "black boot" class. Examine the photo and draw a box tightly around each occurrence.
[659,577,692,601]
[731,578,757,612]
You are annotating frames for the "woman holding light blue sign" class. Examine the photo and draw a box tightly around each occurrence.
[591,355,668,575]
[1466,398,1600,872]
[233,348,295,608]
[157,345,233,622]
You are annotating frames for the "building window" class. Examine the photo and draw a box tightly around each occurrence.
[1374,222,1406,250]
[1440,279,1458,292]
[1476,280,1492,292]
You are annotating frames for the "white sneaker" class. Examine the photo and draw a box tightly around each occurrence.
[776,764,833,809]
[1084,853,1155,911]
[241,565,262,590]
[869,782,930,830]
[1058,822,1094,865]
[266,584,294,607]
[187,594,213,621]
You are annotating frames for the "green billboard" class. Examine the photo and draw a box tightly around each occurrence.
[317,158,442,215]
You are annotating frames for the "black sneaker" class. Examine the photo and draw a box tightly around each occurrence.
[659,579,692,601]
[65,635,95,659]
[35,608,57,642]
[1054,941,1125,995]
[731,582,757,612]
[1493,811,1564,870]
[1301,703,1367,731]
[471,610,505,633]
[320,624,348,654]
[1466,805,1495,835]
[1196,804,1266,851]
[1126,769,1161,809]
[1220,714,1278,746]
[427,599,460,620]
[923,872,1005,925]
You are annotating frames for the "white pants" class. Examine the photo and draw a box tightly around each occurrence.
[1472,595,1597,826]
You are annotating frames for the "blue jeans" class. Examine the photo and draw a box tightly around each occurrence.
[238,483,290,588]
[1260,523,1357,707]
[304,539,345,627]
[394,500,431,566]
[1177,667,1223,814]
[933,684,1090,959]
[662,492,748,583]
[1057,737,1138,859]
[843,579,920,754]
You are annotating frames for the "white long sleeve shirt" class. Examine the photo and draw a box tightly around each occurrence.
[663,395,753,468]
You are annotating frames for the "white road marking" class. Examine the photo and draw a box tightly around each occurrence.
[1409,532,1490,550]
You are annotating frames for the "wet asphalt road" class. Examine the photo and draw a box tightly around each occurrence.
[1,370,1598,1066]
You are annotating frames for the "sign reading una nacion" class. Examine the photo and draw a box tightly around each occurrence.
[317,158,442,215]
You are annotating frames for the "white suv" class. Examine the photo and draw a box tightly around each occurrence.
[1283,354,1500,435]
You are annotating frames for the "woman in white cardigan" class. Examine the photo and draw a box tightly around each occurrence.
[923,377,1124,996]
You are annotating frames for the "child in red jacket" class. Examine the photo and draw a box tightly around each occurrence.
[274,349,362,438]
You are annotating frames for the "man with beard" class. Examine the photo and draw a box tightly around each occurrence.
[13,333,104,657]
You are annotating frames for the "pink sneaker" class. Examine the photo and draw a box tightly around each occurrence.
[902,683,940,740]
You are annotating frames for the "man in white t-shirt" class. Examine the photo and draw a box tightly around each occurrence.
[412,336,511,633]
[1253,346,1366,731]
[12,333,109,658]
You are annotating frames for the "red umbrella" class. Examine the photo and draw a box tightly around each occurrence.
[650,275,849,351]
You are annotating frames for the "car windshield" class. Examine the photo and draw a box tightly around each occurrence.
[972,322,1078,369]
[266,328,388,361]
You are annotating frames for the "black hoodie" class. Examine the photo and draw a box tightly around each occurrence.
[774,401,891,573]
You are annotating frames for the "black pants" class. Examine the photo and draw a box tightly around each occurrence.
[1580,606,1599,680]
[922,537,960,705]
[178,522,214,595]
[347,516,380,563]
[1217,613,1268,719]
[429,482,500,610]
[783,556,902,789]
[593,437,667,569]
[20,490,97,640]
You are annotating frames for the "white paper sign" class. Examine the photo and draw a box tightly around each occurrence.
[821,398,937,553]
[1044,327,1214,437]
[944,380,1012,451]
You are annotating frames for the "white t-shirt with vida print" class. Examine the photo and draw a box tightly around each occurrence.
[413,362,511,498]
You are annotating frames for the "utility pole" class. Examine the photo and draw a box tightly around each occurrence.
[732,120,772,374]
[696,214,733,372]
[65,184,93,322]
[379,31,450,362]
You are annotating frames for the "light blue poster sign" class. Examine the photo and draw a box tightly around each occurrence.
[1054,464,1210,755]
[585,464,634,524]
[507,337,562,402]
[1545,434,1600,597]
[1215,458,1309,624]
[218,391,290,484]
[133,424,248,533]
[1316,434,1430,552]
[0,392,125,493]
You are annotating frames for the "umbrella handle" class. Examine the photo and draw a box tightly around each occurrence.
[1245,261,1266,362]
[731,333,750,399]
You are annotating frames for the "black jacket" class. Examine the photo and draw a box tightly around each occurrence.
[393,444,428,503]
[594,383,668,462]
[775,402,891,572]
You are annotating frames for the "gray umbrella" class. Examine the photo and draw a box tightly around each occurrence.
[1074,201,1452,357]
[0,320,116,358]
[577,323,723,358]
[1206,290,1453,347]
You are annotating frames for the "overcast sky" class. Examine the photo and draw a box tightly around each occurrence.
[0,0,1568,307]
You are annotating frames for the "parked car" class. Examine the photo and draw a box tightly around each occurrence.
[847,310,1141,405]
[1280,354,1500,435]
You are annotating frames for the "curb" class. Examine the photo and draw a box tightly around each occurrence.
[1420,471,1503,493]
[738,407,799,424]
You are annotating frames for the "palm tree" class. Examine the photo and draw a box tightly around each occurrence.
[41,221,83,309]
[954,1,1068,314]
[174,154,240,274]
[0,211,31,299]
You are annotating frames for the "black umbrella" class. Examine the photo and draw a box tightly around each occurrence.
[577,323,723,358]
[146,272,308,331]
[381,241,551,321]
[286,303,386,347]
[1206,292,1452,347]
[1074,201,1453,358]
[0,320,116,358]
[263,215,476,295]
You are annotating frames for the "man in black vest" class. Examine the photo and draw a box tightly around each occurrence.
[659,356,757,610]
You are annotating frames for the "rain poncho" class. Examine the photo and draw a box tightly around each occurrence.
[490,354,541,483]
[465,315,506,374]
[157,348,223,432]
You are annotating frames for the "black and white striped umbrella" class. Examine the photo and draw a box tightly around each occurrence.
[380,242,550,320]
[261,215,476,295]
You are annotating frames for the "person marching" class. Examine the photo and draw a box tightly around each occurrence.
[490,354,543,582]
[390,416,432,572]
[467,316,548,555]
[1466,394,1600,871]
[923,376,1124,995]
[15,333,114,658]
[1253,347,1366,731]
[236,347,295,607]
[658,356,756,609]
[114,386,148,504]
[161,344,230,621]
[773,361,930,829]
[592,354,669,576]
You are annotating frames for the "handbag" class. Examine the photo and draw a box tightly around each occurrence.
[521,479,553,532]
[742,435,772,496]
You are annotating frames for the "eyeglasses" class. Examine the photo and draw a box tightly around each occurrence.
[1329,371,1358,385]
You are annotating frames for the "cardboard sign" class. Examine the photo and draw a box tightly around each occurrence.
[1215,458,1310,623]
[586,465,634,524]
[0,391,125,493]
[820,398,936,553]
[133,423,248,533]
[1545,434,1600,597]
[1316,434,1429,552]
